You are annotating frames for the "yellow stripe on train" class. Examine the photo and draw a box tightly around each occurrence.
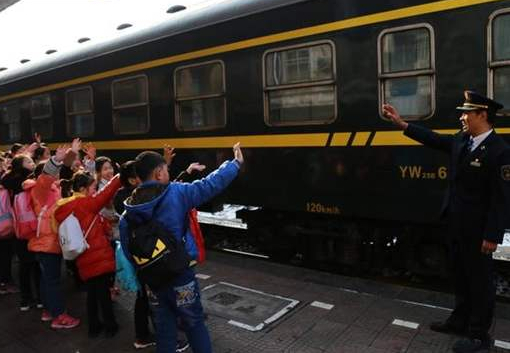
[3,128,510,151]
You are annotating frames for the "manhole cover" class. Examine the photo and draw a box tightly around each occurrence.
[202,282,299,331]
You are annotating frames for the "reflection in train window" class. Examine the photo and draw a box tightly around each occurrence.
[489,9,510,115]
[174,61,226,131]
[0,102,21,143]
[263,41,336,126]
[112,75,150,135]
[30,94,53,139]
[66,86,94,137]
[378,24,435,120]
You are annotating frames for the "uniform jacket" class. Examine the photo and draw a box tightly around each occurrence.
[405,123,510,244]
[53,175,121,281]
[119,160,240,263]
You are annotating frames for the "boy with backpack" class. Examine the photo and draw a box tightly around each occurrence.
[119,143,243,353]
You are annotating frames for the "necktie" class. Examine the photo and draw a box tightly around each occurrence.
[467,137,474,152]
[459,136,472,162]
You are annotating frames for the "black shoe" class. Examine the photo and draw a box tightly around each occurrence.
[430,321,466,335]
[176,339,190,352]
[19,299,34,312]
[452,337,491,353]
[88,323,104,338]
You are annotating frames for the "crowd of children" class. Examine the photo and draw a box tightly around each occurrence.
[0,135,243,352]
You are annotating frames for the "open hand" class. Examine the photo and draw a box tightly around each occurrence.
[55,145,68,162]
[186,162,206,174]
[25,142,39,155]
[82,143,96,160]
[382,104,408,130]
[233,142,244,165]
[163,145,176,165]
[71,138,81,154]
[34,132,42,144]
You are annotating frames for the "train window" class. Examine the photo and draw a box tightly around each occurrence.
[174,61,226,131]
[0,102,21,143]
[263,41,336,126]
[66,86,94,137]
[30,94,53,139]
[112,75,150,135]
[489,9,510,115]
[378,24,435,120]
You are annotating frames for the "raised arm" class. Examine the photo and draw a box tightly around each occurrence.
[178,143,243,210]
[82,175,122,215]
[383,103,453,153]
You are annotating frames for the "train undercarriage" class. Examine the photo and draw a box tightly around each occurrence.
[199,204,510,299]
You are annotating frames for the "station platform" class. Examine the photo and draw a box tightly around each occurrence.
[0,251,509,352]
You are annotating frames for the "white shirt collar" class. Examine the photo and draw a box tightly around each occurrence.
[470,129,493,151]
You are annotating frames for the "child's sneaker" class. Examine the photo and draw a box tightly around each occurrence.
[19,300,32,311]
[51,313,80,329]
[176,339,190,352]
[41,310,52,322]
[133,335,156,349]
[1,283,19,295]
[6,284,19,294]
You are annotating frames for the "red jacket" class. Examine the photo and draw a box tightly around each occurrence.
[53,176,121,281]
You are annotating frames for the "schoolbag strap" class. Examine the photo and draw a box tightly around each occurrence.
[36,205,48,238]
[84,214,98,240]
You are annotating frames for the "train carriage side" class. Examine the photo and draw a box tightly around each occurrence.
[2,0,510,273]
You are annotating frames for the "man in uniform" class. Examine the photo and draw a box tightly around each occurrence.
[383,91,510,353]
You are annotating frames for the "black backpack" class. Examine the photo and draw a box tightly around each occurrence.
[126,214,191,291]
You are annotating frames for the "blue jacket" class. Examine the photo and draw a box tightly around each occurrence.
[119,160,240,262]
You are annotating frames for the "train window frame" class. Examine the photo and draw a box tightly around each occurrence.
[262,40,338,127]
[488,8,510,116]
[65,86,95,137]
[173,60,227,132]
[29,93,53,139]
[0,101,22,143]
[111,74,150,135]
[377,23,436,121]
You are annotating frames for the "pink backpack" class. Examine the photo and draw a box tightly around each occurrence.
[0,188,14,238]
[13,190,37,240]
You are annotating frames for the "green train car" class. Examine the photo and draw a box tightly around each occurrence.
[2,0,510,281]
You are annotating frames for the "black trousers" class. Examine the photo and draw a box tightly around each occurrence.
[448,238,495,339]
[15,239,40,302]
[86,273,117,332]
[134,283,152,340]
[0,238,13,283]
